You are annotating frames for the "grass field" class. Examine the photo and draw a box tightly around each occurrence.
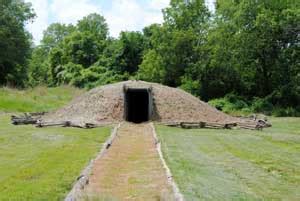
[0,114,111,201]
[0,86,83,112]
[0,86,111,200]
[156,118,300,201]
[1,86,300,200]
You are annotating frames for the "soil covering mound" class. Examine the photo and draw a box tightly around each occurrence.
[42,81,238,125]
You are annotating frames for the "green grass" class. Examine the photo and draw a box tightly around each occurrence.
[0,114,111,201]
[0,86,84,112]
[156,118,300,201]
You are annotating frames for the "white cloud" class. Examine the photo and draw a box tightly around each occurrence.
[25,0,217,44]
[50,0,101,24]
[104,0,169,37]
[25,0,49,44]
[205,0,216,12]
[26,0,171,44]
[104,0,142,37]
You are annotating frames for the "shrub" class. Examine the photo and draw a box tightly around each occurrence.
[272,107,300,117]
[209,94,249,115]
[209,98,227,111]
[251,97,273,114]
[180,76,200,97]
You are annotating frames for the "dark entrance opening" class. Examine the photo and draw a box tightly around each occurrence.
[125,89,150,123]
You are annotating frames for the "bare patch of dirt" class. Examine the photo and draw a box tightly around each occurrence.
[84,123,174,201]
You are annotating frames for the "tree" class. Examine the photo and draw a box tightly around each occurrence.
[28,22,76,86]
[117,31,146,74]
[41,23,75,51]
[140,0,210,87]
[77,13,109,41]
[28,46,49,86]
[215,0,300,101]
[0,0,35,86]
[60,31,104,68]
[137,50,166,83]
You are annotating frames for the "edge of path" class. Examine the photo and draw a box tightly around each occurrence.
[150,123,185,201]
[65,122,122,201]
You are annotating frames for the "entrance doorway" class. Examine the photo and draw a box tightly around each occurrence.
[125,89,151,123]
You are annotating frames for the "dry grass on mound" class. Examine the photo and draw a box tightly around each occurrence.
[42,81,238,126]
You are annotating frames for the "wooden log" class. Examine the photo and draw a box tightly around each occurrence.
[36,121,98,129]
[257,119,272,128]
[164,120,269,131]
[180,122,206,129]
[204,125,224,129]
[84,123,98,129]
[205,122,227,129]
[162,122,181,127]
[225,123,237,129]
[166,121,238,129]
[36,121,69,128]
[11,115,37,125]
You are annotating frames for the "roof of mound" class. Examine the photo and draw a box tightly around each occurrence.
[42,80,238,125]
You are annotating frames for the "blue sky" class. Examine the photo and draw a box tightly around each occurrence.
[25,0,215,44]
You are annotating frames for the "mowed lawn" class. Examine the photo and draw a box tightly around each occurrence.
[0,115,111,201]
[156,118,300,201]
[0,87,111,200]
[0,86,83,112]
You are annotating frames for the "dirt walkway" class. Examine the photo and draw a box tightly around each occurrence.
[84,123,174,201]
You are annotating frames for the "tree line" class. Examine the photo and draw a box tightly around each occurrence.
[0,0,299,115]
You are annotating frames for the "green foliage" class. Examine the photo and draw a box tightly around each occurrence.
[116,31,146,74]
[252,97,274,114]
[198,65,242,101]
[209,94,249,115]
[0,0,35,87]
[209,94,300,117]
[28,47,49,86]
[180,76,200,96]
[77,13,108,41]
[3,0,297,115]
[41,23,76,51]
[272,107,300,117]
[137,50,166,83]
[56,62,84,86]
[79,64,127,89]
[28,13,142,88]
[60,31,104,68]
[214,0,299,98]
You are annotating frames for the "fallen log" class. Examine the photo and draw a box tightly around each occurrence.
[11,112,47,125]
[36,121,70,128]
[36,121,99,129]
[163,118,271,131]
[178,122,237,129]
[238,122,263,130]
[11,115,38,125]
[11,112,102,129]
[180,122,205,129]
[224,123,237,129]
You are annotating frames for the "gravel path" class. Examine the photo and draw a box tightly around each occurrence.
[84,123,174,200]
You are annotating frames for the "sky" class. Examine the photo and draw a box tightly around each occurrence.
[25,0,215,44]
